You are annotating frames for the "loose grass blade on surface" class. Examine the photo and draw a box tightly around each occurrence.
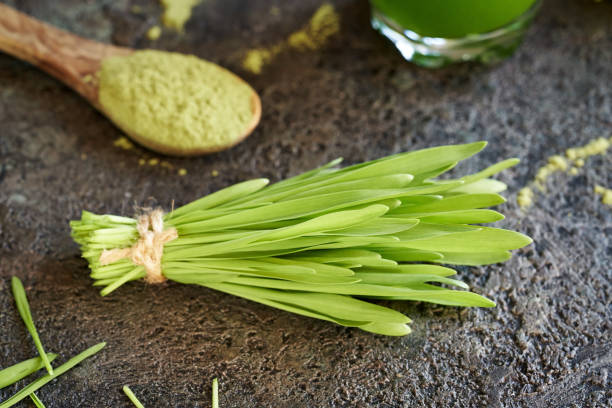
[123,386,145,408]
[71,142,532,336]
[29,393,45,408]
[0,354,57,389]
[212,378,219,408]
[10,277,54,375]
[0,342,106,408]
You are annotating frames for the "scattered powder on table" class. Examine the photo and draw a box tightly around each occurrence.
[149,158,160,166]
[113,136,134,150]
[518,136,612,209]
[178,168,187,176]
[98,50,254,153]
[160,0,201,31]
[534,155,568,188]
[242,3,340,74]
[517,187,534,209]
[594,185,612,206]
[147,25,162,40]
[287,4,340,51]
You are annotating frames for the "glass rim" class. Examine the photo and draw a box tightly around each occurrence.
[373,0,542,46]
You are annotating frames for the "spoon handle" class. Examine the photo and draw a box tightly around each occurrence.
[0,4,130,102]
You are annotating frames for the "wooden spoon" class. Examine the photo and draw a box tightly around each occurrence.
[0,4,261,156]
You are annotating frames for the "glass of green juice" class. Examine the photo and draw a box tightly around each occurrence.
[370,0,542,67]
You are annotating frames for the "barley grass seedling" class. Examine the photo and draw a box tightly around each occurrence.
[71,142,532,335]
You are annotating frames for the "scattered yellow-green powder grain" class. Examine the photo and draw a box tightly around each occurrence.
[146,25,162,40]
[595,185,612,206]
[98,50,258,155]
[161,0,201,31]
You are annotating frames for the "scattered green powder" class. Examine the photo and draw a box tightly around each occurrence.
[242,45,283,75]
[160,0,201,31]
[148,158,159,166]
[98,50,254,154]
[594,185,612,206]
[138,158,146,166]
[517,187,534,209]
[178,168,187,176]
[287,4,340,50]
[211,169,219,177]
[113,137,134,150]
[566,137,610,161]
[147,25,162,40]
[242,3,340,74]
[534,154,567,188]
[518,136,612,209]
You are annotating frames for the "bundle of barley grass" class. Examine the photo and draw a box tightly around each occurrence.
[70,142,531,336]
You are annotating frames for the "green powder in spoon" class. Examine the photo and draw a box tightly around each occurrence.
[98,50,257,155]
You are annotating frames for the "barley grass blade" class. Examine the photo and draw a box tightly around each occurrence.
[10,277,54,376]
[0,354,57,389]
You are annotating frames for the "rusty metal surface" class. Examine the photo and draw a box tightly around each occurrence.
[0,0,610,406]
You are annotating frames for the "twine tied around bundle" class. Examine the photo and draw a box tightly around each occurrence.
[99,209,178,284]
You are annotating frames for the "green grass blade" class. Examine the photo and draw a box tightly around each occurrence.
[327,142,487,183]
[403,227,533,252]
[413,209,504,224]
[206,282,411,336]
[449,179,507,194]
[457,158,519,186]
[392,223,480,241]
[29,394,45,408]
[377,290,495,307]
[169,178,269,218]
[212,378,219,408]
[392,193,506,213]
[319,217,419,237]
[10,277,54,376]
[354,273,468,289]
[358,321,411,336]
[435,251,512,265]
[374,249,444,262]
[250,205,389,242]
[0,342,106,408]
[123,385,145,408]
[208,282,410,324]
[356,264,458,277]
[0,354,57,389]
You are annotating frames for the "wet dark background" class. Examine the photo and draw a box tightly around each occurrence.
[0,0,610,406]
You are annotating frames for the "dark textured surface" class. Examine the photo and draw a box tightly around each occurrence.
[0,0,610,407]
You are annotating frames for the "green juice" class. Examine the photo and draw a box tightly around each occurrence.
[371,0,537,38]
